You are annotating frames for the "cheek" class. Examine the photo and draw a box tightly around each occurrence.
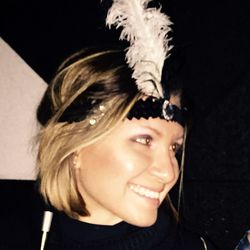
[114,146,151,176]
[103,151,149,179]
[77,150,150,191]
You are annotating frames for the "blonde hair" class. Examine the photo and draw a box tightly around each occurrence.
[37,48,141,218]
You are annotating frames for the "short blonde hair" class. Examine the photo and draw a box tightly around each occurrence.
[37,48,141,218]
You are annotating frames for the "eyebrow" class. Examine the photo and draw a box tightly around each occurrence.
[140,125,163,137]
[141,124,184,140]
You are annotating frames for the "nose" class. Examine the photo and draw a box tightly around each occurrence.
[148,150,178,184]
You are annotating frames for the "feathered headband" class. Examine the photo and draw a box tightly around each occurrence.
[56,0,186,127]
[106,0,173,99]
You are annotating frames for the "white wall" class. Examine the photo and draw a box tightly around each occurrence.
[0,38,46,179]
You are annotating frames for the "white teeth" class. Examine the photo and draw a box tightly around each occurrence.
[129,185,160,199]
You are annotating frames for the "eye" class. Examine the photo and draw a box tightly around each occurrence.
[134,135,152,146]
[169,143,182,154]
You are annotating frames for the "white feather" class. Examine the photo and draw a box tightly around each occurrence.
[106,0,173,98]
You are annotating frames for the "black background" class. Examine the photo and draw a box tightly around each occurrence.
[1,0,250,249]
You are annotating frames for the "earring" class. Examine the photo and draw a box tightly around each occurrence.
[72,152,80,169]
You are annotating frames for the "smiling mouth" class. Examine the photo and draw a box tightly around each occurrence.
[129,184,160,199]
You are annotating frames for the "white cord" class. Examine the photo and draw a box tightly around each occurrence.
[200,237,208,250]
[40,211,53,250]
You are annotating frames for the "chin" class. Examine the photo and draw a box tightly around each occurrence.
[126,213,158,228]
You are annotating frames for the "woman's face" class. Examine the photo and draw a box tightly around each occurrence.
[75,98,184,227]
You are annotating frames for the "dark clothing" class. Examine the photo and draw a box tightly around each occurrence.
[44,205,215,250]
[0,206,215,250]
[0,181,216,250]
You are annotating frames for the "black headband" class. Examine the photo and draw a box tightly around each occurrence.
[127,97,186,127]
[58,96,186,127]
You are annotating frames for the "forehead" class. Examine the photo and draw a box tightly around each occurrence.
[93,116,182,146]
[122,117,184,137]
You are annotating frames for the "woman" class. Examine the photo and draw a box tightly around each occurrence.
[0,1,216,249]
[34,47,215,249]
